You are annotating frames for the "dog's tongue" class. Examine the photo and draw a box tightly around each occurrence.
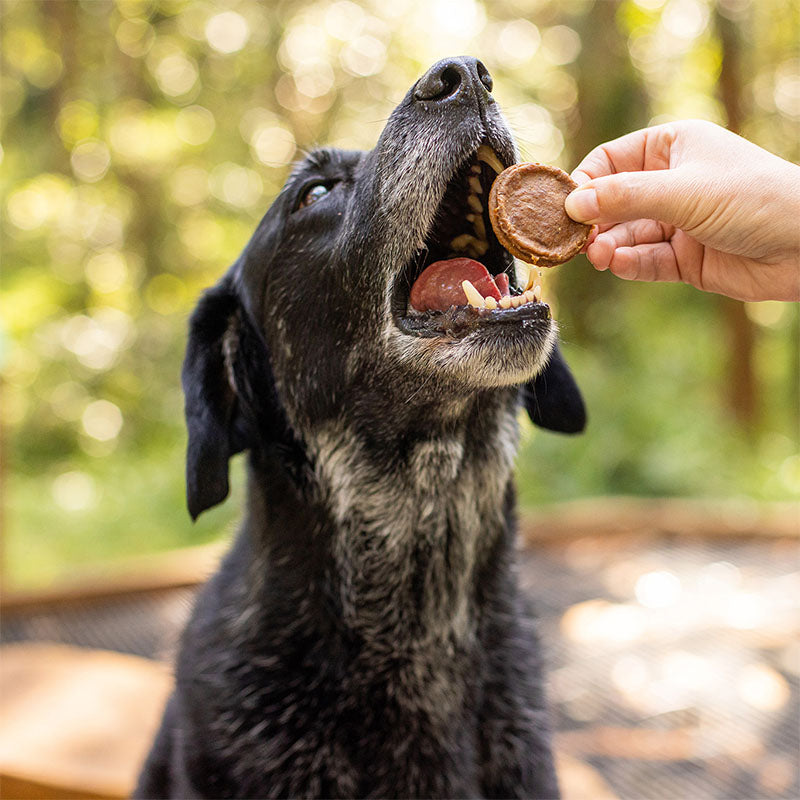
[409,258,503,312]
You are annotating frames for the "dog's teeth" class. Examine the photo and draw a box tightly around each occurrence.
[511,295,523,308]
[468,177,482,194]
[450,233,473,250]
[484,296,498,310]
[523,265,536,292]
[477,145,504,175]
[499,295,512,309]
[524,289,536,303]
[514,258,531,290]
[461,279,485,308]
[450,234,488,255]
[533,284,542,301]
[471,215,486,241]
[467,194,483,215]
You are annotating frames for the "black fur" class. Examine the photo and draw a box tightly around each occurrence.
[136,57,585,800]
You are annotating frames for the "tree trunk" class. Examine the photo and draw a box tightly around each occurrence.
[715,3,759,435]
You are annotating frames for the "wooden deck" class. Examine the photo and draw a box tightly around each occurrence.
[1,499,797,799]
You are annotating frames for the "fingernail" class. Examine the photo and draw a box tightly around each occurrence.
[570,170,592,187]
[586,238,611,270]
[565,188,599,223]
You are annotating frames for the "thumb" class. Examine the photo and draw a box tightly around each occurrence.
[565,169,695,228]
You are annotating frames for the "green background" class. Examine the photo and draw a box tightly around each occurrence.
[2,0,798,589]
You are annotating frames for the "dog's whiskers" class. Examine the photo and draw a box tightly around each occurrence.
[403,369,437,405]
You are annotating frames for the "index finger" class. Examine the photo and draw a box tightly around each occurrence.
[571,124,676,185]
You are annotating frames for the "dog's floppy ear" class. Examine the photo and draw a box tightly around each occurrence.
[182,280,250,520]
[522,342,586,434]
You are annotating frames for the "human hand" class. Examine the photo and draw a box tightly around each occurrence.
[564,120,800,302]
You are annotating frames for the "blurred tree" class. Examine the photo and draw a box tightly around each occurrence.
[1,0,797,588]
[714,2,758,434]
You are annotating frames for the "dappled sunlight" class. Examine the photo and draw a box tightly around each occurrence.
[1,0,797,594]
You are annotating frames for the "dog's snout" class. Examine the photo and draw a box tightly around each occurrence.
[413,57,493,105]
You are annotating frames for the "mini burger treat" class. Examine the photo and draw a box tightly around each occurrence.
[488,163,591,267]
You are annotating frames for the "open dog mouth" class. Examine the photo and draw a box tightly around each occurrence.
[394,144,550,339]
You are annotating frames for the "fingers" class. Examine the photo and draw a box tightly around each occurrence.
[567,124,689,229]
[570,125,675,184]
[565,169,696,230]
[585,227,705,285]
[581,219,672,261]
[586,220,668,270]
[601,243,682,283]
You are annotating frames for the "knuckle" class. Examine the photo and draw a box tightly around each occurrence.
[596,176,634,217]
[682,118,716,135]
[606,177,628,206]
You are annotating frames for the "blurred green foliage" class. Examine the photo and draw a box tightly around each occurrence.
[2,0,798,588]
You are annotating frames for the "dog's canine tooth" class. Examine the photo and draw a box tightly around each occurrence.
[477,145,504,175]
[484,296,498,310]
[461,279,485,307]
[468,176,482,194]
[499,295,512,309]
[523,265,535,292]
[467,194,483,215]
[533,284,542,301]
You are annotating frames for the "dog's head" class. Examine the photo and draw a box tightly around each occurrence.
[183,57,586,519]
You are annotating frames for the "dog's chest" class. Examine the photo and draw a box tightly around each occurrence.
[309,412,518,642]
[312,408,516,518]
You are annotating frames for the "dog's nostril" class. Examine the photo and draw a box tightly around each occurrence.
[414,63,464,102]
[438,65,462,96]
[414,58,495,105]
[477,60,493,94]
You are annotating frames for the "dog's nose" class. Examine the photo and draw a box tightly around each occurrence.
[414,57,494,106]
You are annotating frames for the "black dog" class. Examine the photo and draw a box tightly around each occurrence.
[135,57,585,799]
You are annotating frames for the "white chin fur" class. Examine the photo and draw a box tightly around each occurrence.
[385,319,557,390]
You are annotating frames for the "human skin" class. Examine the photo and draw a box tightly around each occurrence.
[564,119,800,302]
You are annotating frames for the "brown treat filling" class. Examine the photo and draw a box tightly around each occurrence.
[488,163,591,267]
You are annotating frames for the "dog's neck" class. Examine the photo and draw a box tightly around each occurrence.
[268,389,521,650]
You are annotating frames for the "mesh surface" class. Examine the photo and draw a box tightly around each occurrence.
[520,534,800,800]
[3,533,798,799]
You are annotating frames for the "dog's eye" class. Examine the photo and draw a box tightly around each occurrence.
[299,183,331,208]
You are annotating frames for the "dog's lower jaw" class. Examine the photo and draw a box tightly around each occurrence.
[383,313,558,393]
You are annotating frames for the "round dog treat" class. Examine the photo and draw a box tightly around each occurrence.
[488,163,591,267]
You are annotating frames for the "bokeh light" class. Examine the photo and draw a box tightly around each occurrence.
[2,0,797,615]
[174,105,216,146]
[51,470,98,512]
[70,140,112,183]
[208,163,263,209]
[205,11,250,55]
[82,400,124,442]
